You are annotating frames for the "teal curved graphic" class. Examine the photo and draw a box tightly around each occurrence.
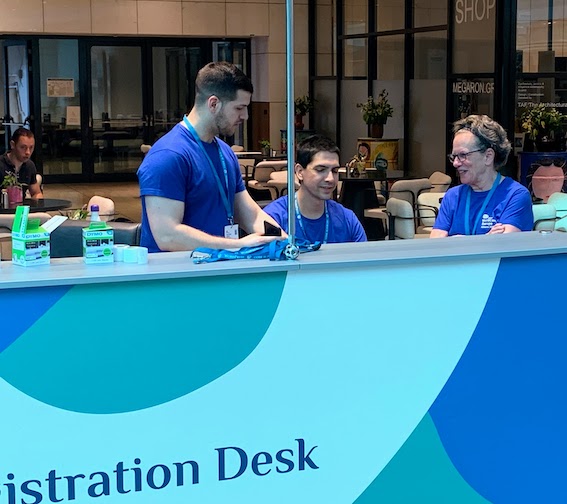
[0,273,286,413]
[354,413,491,503]
[0,259,501,503]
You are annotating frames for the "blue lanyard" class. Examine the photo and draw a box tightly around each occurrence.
[295,193,329,244]
[183,116,234,225]
[464,172,501,235]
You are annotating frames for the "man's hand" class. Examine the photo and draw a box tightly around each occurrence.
[235,233,285,248]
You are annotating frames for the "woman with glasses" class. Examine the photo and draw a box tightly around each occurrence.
[431,115,533,238]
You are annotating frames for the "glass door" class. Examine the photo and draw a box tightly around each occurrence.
[151,45,203,143]
[38,39,82,176]
[90,44,145,175]
[2,40,31,152]
[4,37,249,180]
[213,41,249,147]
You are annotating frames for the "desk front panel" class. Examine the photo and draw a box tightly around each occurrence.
[0,243,565,503]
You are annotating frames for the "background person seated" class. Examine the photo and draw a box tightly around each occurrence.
[0,128,43,199]
[264,134,367,243]
[431,115,532,238]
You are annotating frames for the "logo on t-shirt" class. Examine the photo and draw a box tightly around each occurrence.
[480,213,497,229]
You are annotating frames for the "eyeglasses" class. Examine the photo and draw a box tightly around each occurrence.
[447,148,486,163]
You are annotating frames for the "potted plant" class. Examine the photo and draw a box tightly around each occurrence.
[294,96,316,130]
[259,139,271,158]
[357,90,394,138]
[520,104,566,152]
[1,171,23,205]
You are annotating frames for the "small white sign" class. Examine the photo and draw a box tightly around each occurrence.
[66,106,81,126]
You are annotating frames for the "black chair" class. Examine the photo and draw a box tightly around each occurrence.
[50,220,141,258]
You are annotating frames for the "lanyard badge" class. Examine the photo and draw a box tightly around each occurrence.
[183,117,238,238]
[295,193,329,244]
[464,172,501,235]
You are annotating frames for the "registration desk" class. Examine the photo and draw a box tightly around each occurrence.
[1,232,566,503]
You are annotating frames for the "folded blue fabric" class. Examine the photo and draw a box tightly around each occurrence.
[191,239,321,263]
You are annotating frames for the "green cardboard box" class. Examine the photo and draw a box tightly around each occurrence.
[82,221,114,264]
[11,206,67,267]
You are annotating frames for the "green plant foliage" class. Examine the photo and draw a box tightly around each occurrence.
[294,96,316,116]
[1,171,21,189]
[357,90,394,125]
[520,104,566,141]
[259,139,271,148]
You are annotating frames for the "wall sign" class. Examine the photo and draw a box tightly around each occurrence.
[455,0,496,24]
[47,78,75,98]
[452,81,494,94]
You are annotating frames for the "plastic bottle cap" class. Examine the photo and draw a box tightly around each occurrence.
[91,205,100,212]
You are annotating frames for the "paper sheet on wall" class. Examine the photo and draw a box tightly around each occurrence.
[66,106,81,126]
[47,78,74,98]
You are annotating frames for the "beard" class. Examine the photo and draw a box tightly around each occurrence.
[215,112,237,137]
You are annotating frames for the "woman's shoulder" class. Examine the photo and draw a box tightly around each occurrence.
[501,176,530,195]
[441,184,465,202]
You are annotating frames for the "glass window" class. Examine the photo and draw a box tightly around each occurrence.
[313,80,337,140]
[343,38,367,77]
[413,0,447,28]
[452,0,496,73]
[414,31,446,79]
[410,31,447,178]
[451,78,494,119]
[91,46,143,175]
[344,0,367,36]
[340,79,368,165]
[377,35,404,81]
[316,0,336,76]
[152,47,193,139]
[0,46,5,153]
[377,0,404,31]
[39,39,81,175]
[517,0,567,73]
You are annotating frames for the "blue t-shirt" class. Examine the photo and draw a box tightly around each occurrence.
[433,177,533,236]
[137,123,245,252]
[264,196,367,243]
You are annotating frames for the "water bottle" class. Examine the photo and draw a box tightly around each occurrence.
[90,204,101,222]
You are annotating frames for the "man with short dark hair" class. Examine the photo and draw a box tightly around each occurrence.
[264,135,366,243]
[137,61,283,253]
[0,128,43,199]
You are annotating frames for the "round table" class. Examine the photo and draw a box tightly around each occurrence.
[0,198,72,214]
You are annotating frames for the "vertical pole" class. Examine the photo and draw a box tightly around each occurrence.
[286,0,297,247]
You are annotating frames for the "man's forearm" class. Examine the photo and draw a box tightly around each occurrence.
[154,223,244,251]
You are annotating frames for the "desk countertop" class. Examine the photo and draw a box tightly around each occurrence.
[1,231,566,289]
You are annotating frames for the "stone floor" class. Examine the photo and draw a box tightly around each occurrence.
[43,181,142,223]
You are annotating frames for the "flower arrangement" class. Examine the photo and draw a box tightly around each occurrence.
[357,90,394,125]
[1,171,21,189]
[520,104,565,141]
[294,96,316,116]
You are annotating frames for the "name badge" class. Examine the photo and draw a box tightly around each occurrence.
[224,224,239,239]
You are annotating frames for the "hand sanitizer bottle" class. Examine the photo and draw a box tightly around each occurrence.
[90,204,101,222]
